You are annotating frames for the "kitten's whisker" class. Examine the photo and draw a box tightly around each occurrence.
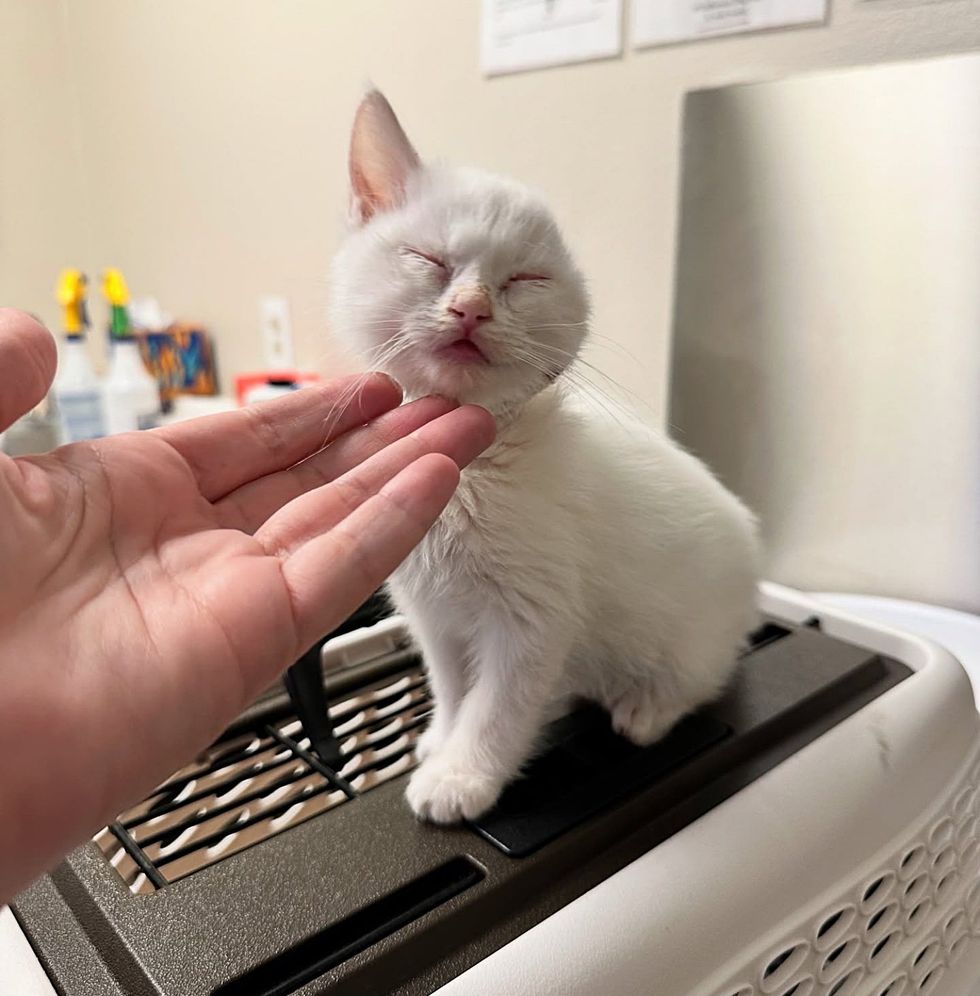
[585,329,644,355]
[317,335,413,449]
[526,324,647,378]
[518,340,655,420]
[566,361,655,420]
[507,343,633,429]
[526,321,590,330]
[560,371,630,430]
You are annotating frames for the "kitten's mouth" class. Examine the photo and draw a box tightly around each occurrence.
[437,338,490,365]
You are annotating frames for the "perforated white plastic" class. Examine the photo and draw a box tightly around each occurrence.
[716,742,980,996]
[436,584,980,996]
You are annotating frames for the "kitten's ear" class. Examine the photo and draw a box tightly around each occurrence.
[349,91,420,224]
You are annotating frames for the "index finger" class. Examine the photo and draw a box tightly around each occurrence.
[277,453,462,655]
[155,373,402,501]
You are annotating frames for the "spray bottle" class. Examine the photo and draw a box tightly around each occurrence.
[101,268,161,434]
[52,269,106,442]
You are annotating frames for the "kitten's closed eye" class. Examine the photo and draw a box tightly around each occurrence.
[402,246,448,271]
[502,273,550,290]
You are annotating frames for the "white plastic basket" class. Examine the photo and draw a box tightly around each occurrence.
[438,584,980,996]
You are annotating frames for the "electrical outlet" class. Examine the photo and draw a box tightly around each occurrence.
[259,296,295,369]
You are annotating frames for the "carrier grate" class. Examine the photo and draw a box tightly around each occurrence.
[92,613,796,894]
[94,663,430,894]
[714,745,980,996]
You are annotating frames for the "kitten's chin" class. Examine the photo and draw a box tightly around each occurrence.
[411,359,492,402]
[376,354,495,409]
[393,360,548,414]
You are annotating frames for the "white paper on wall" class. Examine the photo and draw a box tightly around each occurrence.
[481,0,623,77]
[632,0,827,49]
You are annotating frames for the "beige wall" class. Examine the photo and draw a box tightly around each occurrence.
[4,0,980,398]
[671,54,980,611]
[2,1,979,606]
[0,0,89,338]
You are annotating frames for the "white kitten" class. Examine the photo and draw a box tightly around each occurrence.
[330,92,760,824]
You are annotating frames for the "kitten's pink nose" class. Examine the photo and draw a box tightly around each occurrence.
[447,287,493,335]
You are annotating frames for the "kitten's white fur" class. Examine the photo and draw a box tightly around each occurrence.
[330,92,760,824]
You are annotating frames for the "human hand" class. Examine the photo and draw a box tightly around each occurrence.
[0,308,494,902]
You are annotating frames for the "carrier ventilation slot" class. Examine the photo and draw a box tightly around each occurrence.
[744,621,792,653]
[94,662,431,893]
[212,857,483,996]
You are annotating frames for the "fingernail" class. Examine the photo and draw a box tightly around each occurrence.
[370,371,402,393]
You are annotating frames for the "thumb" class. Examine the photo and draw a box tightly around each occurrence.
[0,310,58,433]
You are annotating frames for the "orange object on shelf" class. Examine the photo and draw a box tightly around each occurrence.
[233,370,320,407]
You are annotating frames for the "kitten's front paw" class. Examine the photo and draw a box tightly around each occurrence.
[406,756,503,824]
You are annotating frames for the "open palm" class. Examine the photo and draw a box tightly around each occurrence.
[0,310,493,901]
